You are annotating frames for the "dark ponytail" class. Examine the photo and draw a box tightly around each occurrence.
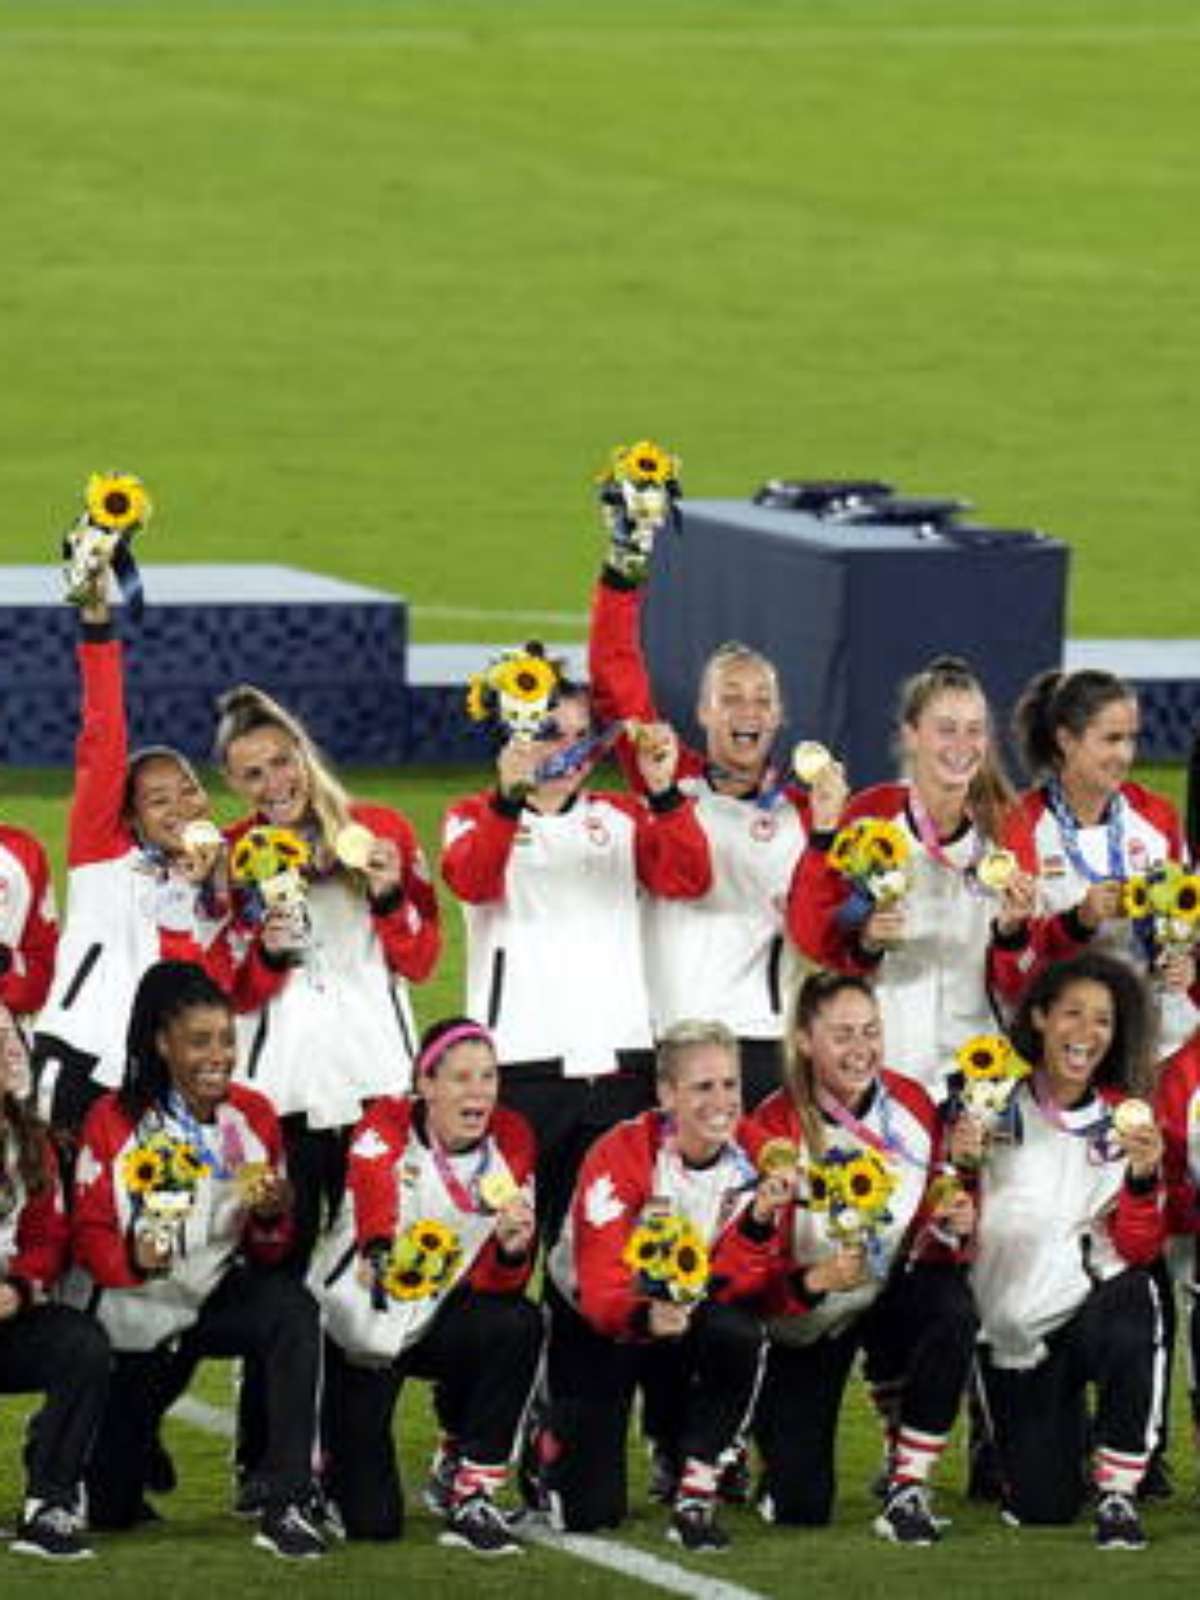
[1013,668,1135,782]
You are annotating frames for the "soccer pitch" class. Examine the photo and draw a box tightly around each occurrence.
[2,1,1199,1594]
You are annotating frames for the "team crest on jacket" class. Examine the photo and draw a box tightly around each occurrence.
[584,1174,624,1227]
[1127,839,1150,872]
[750,814,777,843]
[584,816,611,849]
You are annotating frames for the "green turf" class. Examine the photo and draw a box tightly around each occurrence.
[2,0,1199,634]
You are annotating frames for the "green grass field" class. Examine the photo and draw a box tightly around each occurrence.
[3,1,1200,1594]
[3,0,1199,636]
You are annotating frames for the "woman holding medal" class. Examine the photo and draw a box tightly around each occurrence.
[442,649,711,1248]
[540,1020,770,1552]
[314,1016,540,1557]
[971,952,1164,1547]
[1009,667,1196,1057]
[741,971,978,1544]
[789,655,1078,1097]
[70,961,327,1559]
[0,1010,111,1563]
[588,444,848,1109]
[32,588,278,1137]
[215,683,441,1267]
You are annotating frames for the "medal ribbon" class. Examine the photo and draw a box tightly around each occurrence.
[907,785,986,882]
[428,1128,493,1216]
[165,1092,245,1180]
[1028,1072,1122,1164]
[1044,777,1126,886]
[816,1085,925,1172]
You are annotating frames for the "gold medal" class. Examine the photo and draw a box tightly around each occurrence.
[792,741,832,785]
[1112,1098,1154,1136]
[235,1161,273,1204]
[757,1137,799,1176]
[479,1171,520,1212]
[976,847,1018,892]
[335,823,376,871]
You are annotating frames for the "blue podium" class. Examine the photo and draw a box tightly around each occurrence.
[0,566,408,766]
[641,501,1070,788]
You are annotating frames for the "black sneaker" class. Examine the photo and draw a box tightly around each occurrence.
[254,1501,328,1561]
[233,1473,270,1519]
[1094,1492,1147,1551]
[424,1446,460,1519]
[439,1494,521,1557]
[874,1482,941,1546]
[668,1496,730,1553]
[11,1503,95,1562]
[301,1485,345,1543]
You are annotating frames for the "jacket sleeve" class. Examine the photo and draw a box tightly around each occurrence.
[441,793,521,904]
[571,1126,657,1340]
[237,1092,296,1265]
[1155,1046,1200,1236]
[69,632,135,869]
[786,837,876,975]
[6,1140,70,1295]
[709,1200,789,1304]
[1103,1175,1167,1266]
[345,1100,407,1246]
[362,806,441,984]
[588,571,705,791]
[468,1108,539,1294]
[0,833,59,1016]
[72,1099,144,1288]
[603,791,712,900]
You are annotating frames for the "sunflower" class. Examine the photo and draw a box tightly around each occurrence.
[859,819,910,873]
[491,654,559,706]
[666,1226,710,1301]
[842,1153,895,1214]
[955,1034,1012,1082]
[121,1146,166,1195]
[382,1262,434,1302]
[806,1164,835,1211]
[410,1218,459,1257]
[829,821,867,876]
[1121,875,1150,921]
[1163,872,1200,924]
[231,826,310,885]
[86,471,151,533]
[615,439,678,487]
[170,1143,206,1187]
[428,1243,464,1292]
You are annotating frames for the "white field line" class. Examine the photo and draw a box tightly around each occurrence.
[523,1523,767,1600]
[169,1394,767,1600]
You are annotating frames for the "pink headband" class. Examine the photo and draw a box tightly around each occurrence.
[416,1022,495,1078]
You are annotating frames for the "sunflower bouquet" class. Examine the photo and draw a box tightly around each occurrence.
[374,1218,464,1304]
[230,826,312,949]
[829,818,911,922]
[622,1209,710,1306]
[806,1145,897,1275]
[596,438,682,583]
[465,641,563,743]
[1121,862,1200,962]
[63,470,152,614]
[950,1033,1031,1137]
[121,1130,206,1255]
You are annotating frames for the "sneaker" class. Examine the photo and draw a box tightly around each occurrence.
[667,1496,730,1553]
[1094,1492,1147,1551]
[233,1473,271,1519]
[439,1494,522,1557]
[873,1482,941,1547]
[302,1485,345,1543]
[254,1501,328,1561]
[11,1503,95,1562]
